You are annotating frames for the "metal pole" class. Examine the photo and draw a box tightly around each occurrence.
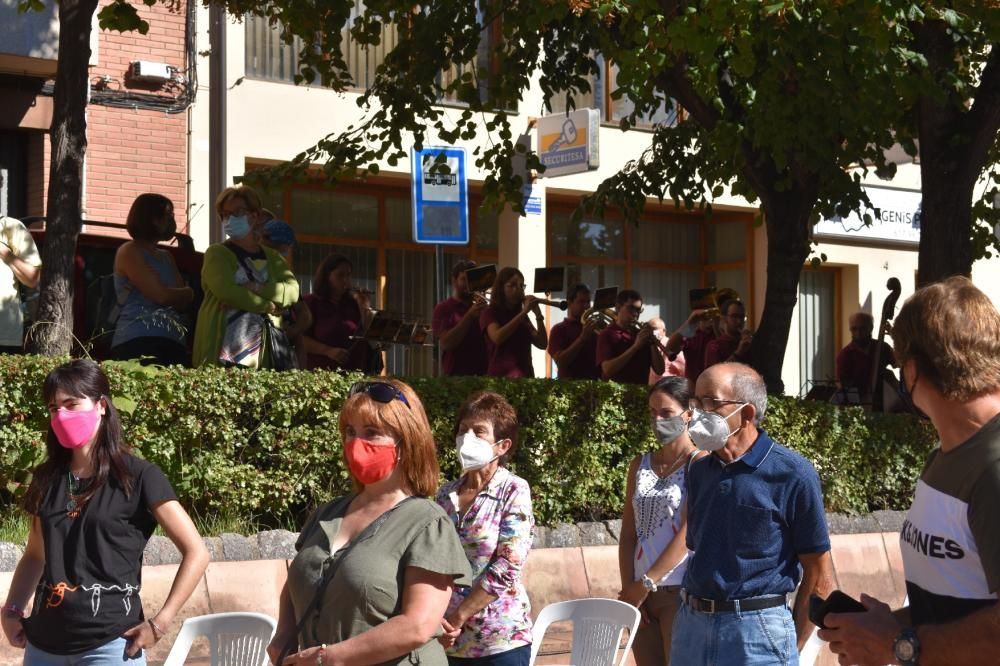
[208,4,227,245]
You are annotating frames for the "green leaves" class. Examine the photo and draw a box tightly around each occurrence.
[0,356,934,524]
[97,0,149,34]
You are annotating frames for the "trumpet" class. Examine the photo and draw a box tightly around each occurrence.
[581,306,616,331]
[534,297,568,311]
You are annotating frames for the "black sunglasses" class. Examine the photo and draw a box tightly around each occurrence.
[349,381,410,409]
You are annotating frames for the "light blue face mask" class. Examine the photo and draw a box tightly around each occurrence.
[224,214,251,239]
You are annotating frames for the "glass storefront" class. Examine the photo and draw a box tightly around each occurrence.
[256,177,751,377]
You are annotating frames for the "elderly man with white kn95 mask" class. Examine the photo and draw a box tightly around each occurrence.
[670,362,835,665]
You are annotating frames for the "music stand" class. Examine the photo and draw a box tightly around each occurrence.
[592,286,619,310]
[533,267,565,294]
[465,264,497,292]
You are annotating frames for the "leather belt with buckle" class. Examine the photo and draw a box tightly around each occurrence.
[680,588,787,614]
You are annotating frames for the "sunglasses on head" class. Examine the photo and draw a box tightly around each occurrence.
[348,381,410,409]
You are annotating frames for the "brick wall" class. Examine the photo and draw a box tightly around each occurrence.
[82,0,190,236]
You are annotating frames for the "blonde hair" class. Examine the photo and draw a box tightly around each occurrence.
[215,185,262,221]
[891,276,1000,401]
[337,379,439,496]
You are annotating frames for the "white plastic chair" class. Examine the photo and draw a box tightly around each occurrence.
[163,612,277,666]
[529,598,641,666]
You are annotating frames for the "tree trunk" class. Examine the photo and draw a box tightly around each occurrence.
[750,193,814,395]
[913,23,1000,286]
[29,0,99,356]
[916,161,975,286]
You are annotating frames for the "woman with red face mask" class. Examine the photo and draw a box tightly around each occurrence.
[1,360,209,664]
[268,379,472,666]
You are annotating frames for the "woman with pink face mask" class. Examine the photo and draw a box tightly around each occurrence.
[1,359,209,664]
[269,379,471,666]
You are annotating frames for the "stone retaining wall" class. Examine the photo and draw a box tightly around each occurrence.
[0,510,909,571]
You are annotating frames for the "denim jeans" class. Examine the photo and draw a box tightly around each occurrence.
[447,644,531,666]
[669,601,798,666]
[25,637,146,666]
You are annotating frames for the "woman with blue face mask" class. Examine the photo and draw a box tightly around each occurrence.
[191,185,299,368]
[435,391,535,666]
[618,376,707,666]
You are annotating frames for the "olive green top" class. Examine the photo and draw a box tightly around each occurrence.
[289,496,473,666]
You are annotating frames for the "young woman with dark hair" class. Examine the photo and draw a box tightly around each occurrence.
[618,376,706,666]
[110,193,194,366]
[480,267,547,378]
[301,253,374,371]
[1,360,209,664]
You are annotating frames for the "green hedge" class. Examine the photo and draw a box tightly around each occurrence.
[0,355,935,526]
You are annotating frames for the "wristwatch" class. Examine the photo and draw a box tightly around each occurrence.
[640,574,658,593]
[893,627,920,665]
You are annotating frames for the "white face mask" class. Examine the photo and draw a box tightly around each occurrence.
[456,431,499,472]
[687,405,747,452]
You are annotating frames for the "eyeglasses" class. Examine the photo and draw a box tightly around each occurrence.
[689,397,745,412]
[625,305,644,315]
[348,381,410,409]
[725,313,746,321]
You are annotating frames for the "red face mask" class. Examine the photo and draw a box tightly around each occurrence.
[344,438,398,484]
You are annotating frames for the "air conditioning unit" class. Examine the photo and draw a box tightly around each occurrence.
[130,60,172,83]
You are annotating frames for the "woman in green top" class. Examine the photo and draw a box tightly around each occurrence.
[192,185,299,367]
[268,379,472,666]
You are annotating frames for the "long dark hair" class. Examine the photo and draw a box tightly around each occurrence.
[489,266,524,319]
[23,360,134,514]
[312,253,352,301]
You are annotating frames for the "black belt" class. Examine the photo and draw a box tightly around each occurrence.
[680,589,787,614]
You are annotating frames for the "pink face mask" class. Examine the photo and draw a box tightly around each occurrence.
[50,405,101,449]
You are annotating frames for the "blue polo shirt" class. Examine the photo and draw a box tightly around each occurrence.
[683,428,830,601]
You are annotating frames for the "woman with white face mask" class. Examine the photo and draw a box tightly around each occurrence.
[618,376,707,666]
[435,392,534,666]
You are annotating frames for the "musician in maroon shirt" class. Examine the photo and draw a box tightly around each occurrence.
[665,308,718,385]
[548,283,600,380]
[480,267,548,377]
[836,311,896,394]
[302,253,371,371]
[596,289,665,384]
[704,299,752,368]
[432,260,488,376]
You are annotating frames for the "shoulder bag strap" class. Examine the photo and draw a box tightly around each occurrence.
[279,496,418,662]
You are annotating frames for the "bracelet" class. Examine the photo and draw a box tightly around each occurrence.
[148,618,164,640]
[2,603,24,618]
[316,643,327,666]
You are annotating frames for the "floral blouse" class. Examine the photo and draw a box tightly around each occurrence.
[436,466,535,658]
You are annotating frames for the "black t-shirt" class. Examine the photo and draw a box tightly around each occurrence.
[22,454,177,655]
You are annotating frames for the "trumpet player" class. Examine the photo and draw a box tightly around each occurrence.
[548,283,601,380]
[433,260,488,376]
[481,267,547,378]
[597,290,665,385]
[665,308,718,386]
[704,299,752,368]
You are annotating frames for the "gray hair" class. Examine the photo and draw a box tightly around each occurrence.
[728,364,767,425]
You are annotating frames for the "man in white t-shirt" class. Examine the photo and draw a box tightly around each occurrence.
[0,215,42,353]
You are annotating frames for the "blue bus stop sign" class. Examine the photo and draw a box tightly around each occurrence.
[411,146,469,245]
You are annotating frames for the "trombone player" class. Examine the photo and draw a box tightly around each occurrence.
[433,260,488,376]
[548,283,601,380]
[597,289,665,384]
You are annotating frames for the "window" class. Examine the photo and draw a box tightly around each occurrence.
[263,175,498,377]
[550,213,625,259]
[798,268,839,397]
[546,57,680,130]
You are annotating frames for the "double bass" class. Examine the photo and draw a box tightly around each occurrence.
[869,277,902,413]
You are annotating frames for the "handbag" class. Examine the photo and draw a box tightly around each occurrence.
[218,310,265,368]
[265,317,297,371]
[277,496,418,664]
